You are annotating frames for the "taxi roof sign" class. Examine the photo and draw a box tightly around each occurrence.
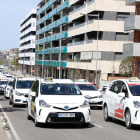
[129,77,139,82]
[45,77,53,82]
[74,79,86,82]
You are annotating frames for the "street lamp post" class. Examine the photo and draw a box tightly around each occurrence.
[80,13,99,85]
[59,25,62,79]
[42,47,44,78]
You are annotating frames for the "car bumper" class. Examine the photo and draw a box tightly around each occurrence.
[37,107,91,124]
[13,95,28,105]
[88,98,103,107]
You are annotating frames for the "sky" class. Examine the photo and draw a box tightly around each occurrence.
[0,0,41,51]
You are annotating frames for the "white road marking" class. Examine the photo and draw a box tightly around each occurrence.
[0,104,20,140]
[91,122,103,128]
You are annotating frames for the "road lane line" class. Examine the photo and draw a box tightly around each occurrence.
[0,104,20,140]
[91,122,103,128]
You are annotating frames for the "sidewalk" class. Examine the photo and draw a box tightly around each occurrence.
[5,67,35,78]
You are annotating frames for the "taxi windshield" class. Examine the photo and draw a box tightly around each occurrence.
[6,76,12,78]
[16,80,34,89]
[0,81,7,85]
[129,85,140,96]
[77,84,97,91]
[41,83,82,95]
[8,81,13,86]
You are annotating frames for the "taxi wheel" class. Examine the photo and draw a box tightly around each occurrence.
[34,112,40,127]
[125,109,133,129]
[81,123,90,128]
[103,105,112,121]
[12,99,16,107]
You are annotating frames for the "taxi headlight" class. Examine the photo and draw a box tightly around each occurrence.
[99,95,103,98]
[80,100,89,108]
[39,100,52,108]
[133,101,140,108]
[15,91,23,96]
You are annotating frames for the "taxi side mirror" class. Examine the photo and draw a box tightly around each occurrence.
[118,92,125,97]
[30,92,36,97]
[98,89,102,92]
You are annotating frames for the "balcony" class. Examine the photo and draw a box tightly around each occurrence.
[19,52,35,57]
[123,43,140,56]
[36,31,68,45]
[126,0,140,6]
[68,41,84,46]
[124,15,140,31]
[37,0,57,16]
[35,60,67,67]
[35,46,67,55]
[19,44,35,51]
[36,16,69,35]
[37,1,69,26]
[18,60,35,65]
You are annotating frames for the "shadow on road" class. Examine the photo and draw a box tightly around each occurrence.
[0,107,26,113]
[110,118,140,131]
[29,118,94,129]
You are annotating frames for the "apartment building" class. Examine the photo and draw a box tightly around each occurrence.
[123,0,140,78]
[35,0,134,86]
[0,50,9,60]
[19,9,36,75]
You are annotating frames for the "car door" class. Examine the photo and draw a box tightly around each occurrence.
[107,81,122,117]
[114,81,128,120]
[10,80,15,100]
[30,81,37,117]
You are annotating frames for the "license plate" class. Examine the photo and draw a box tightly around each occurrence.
[58,113,75,117]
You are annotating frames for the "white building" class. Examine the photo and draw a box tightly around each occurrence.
[19,9,37,75]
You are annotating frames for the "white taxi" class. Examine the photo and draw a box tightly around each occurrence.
[27,78,91,127]
[9,77,35,107]
[75,80,103,109]
[103,77,140,129]
[4,79,14,99]
[0,78,8,93]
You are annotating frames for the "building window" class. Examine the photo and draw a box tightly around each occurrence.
[117,12,130,21]
[116,33,129,41]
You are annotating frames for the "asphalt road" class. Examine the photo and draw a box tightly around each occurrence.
[1,70,140,140]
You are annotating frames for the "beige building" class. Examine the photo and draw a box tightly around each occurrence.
[35,0,135,87]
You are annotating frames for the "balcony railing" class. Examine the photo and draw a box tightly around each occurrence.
[123,43,140,56]
[35,60,67,67]
[35,46,67,55]
[37,0,56,16]
[126,0,140,5]
[124,15,140,31]
[36,31,68,45]
[87,19,94,24]
[88,0,95,5]
[68,22,85,30]
[37,1,69,26]
[68,41,84,46]
[36,16,69,35]
[69,4,86,15]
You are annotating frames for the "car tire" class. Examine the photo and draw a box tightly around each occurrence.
[9,98,12,105]
[27,106,32,120]
[12,98,16,107]
[81,123,90,128]
[125,109,133,129]
[34,112,40,127]
[103,105,112,121]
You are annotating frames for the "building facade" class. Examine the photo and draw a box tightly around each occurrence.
[35,0,134,86]
[19,9,37,75]
[123,0,140,78]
